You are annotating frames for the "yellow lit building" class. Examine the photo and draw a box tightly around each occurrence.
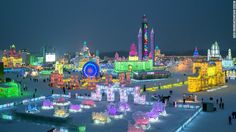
[2,56,22,68]
[2,45,22,67]
[188,59,225,92]
[55,61,64,74]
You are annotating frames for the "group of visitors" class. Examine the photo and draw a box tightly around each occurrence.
[217,97,224,109]
[228,111,236,125]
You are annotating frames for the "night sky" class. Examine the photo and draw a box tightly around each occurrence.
[0,0,235,55]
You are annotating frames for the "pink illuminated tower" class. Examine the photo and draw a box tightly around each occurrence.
[129,43,138,56]
[115,52,120,61]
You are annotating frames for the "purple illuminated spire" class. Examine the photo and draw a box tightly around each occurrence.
[138,28,142,60]
[143,14,147,22]
[150,28,155,62]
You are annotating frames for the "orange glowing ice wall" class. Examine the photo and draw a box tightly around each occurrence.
[50,71,64,88]
[87,76,97,90]
[69,75,80,89]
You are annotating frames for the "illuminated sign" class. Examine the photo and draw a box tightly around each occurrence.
[46,53,56,62]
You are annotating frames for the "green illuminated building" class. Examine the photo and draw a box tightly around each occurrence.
[114,60,153,73]
[0,81,21,97]
[30,55,44,66]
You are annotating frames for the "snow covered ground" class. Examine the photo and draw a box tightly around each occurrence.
[0,73,236,132]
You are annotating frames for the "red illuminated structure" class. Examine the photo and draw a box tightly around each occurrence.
[126,72,131,84]
[119,72,131,85]
[87,76,97,90]
[105,74,113,85]
[69,75,80,89]
[119,73,125,85]
[50,71,64,88]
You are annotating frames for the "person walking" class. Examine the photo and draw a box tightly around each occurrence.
[229,116,232,125]
[63,87,66,94]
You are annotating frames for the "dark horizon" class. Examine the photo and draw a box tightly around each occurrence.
[0,0,235,55]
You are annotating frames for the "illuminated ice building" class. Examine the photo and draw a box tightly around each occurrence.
[207,41,222,61]
[222,49,234,69]
[188,42,226,92]
[138,15,156,61]
[207,41,234,69]
[2,44,22,68]
[188,59,225,92]
[114,15,170,79]
[193,47,199,57]
[71,41,99,71]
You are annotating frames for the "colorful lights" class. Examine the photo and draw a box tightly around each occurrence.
[78,126,86,132]
[118,102,130,112]
[69,104,82,113]
[133,111,151,130]
[25,103,40,114]
[106,103,123,119]
[134,87,146,105]
[129,43,139,61]
[114,60,153,73]
[107,87,115,102]
[42,99,53,110]
[1,114,13,120]
[119,89,128,102]
[145,102,166,123]
[0,81,21,98]
[81,100,96,108]
[53,97,70,118]
[188,60,225,92]
[193,47,199,57]
[2,44,22,68]
[55,61,64,74]
[82,61,99,78]
[54,109,69,118]
[92,112,111,124]
[91,87,102,101]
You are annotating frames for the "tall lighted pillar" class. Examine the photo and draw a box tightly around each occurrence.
[138,28,142,60]
[150,28,155,61]
[142,15,149,60]
[207,49,211,61]
[228,49,232,60]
